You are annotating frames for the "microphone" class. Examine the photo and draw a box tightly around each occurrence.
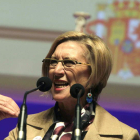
[70,84,85,140]
[36,77,52,92]
[17,77,52,140]
[70,84,85,99]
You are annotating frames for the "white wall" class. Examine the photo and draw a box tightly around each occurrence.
[0,39,52,77]
[0,0,97,30]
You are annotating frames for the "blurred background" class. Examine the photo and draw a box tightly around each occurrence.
[0,0,140,139]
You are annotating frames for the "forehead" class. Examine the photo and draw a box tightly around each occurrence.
[52,41,86,59]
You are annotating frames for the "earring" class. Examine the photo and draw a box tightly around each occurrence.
[86,89,93,103]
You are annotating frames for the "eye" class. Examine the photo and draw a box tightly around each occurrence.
[64,60,75,67]
[50,59,58,66]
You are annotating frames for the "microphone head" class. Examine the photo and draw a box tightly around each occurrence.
[70,84,85,98]
[36,77,52,92]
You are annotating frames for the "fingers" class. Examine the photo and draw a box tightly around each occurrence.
[0,94,20,119]
[0,101,19,117]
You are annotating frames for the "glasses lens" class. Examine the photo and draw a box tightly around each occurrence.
[50,59,58,66]
[64,60,75,67]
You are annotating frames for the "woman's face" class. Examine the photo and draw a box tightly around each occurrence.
[49,41,91,105]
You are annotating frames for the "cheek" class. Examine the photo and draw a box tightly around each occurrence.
[64,68,77,82]
[75,68,91,84]
[66,67,90,83]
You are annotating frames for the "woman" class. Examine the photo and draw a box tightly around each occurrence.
[1,31,140,140]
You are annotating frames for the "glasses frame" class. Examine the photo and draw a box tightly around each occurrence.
[42,58,91,68]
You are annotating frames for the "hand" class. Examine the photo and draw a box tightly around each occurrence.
[0,94,20,121]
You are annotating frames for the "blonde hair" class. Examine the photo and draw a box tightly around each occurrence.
[42,31,113,101]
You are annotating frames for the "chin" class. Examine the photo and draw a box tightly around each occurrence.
[53,95,67,102]
[53,94,76,103]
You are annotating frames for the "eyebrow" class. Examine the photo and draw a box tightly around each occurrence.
[64,57,77,60]
[51,56,78,61]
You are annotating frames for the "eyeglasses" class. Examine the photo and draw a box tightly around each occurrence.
[42,58,91,68]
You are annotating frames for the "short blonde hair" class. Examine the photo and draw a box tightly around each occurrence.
[42,31,113,101]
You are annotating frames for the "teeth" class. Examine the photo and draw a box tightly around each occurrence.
[55,85,67,88]
[55,81,68,84]
[54,81,69,88]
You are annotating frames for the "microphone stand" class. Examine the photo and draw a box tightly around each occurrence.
[17,84,42,140]
[74,90,82,140]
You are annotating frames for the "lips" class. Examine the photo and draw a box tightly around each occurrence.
[54,81,69,88]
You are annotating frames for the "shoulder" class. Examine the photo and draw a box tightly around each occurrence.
[27,106,54,127]
[118,119,140,140]
[91,103,140,139]
[27,107,54,122]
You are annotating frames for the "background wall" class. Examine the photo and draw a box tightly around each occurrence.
[0,0,140,139]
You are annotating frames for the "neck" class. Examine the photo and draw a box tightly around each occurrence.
[57,98,86,122]
[58,102,75,122]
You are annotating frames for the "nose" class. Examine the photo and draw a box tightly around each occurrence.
[54,62,65,77]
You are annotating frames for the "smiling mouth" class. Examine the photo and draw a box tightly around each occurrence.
[54,81,69,88]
